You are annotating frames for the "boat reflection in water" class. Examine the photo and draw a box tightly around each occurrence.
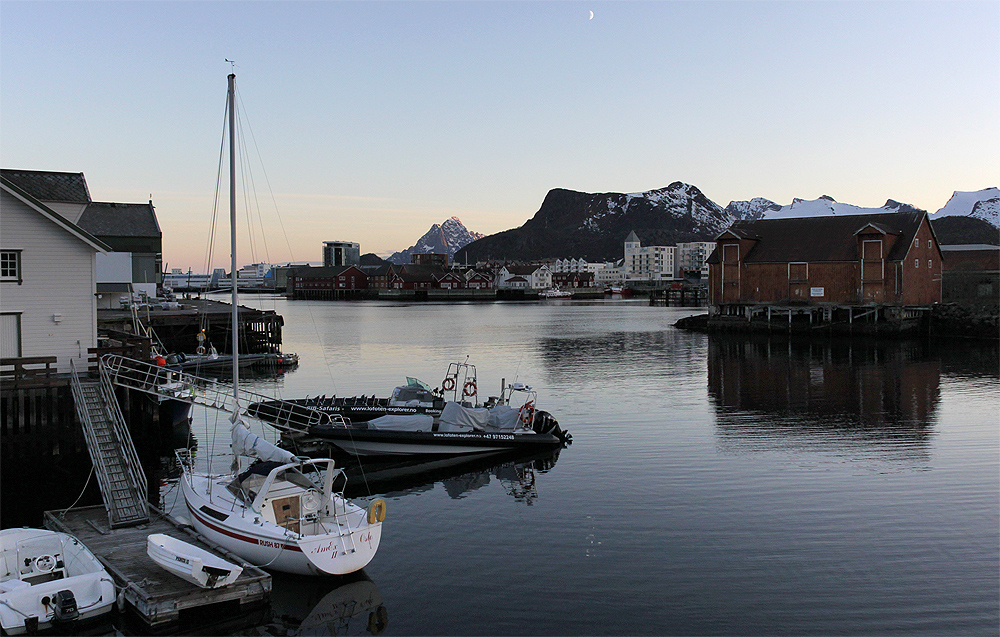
[339,447,564,504]
[266,570,386,636]
[707,335,940,462]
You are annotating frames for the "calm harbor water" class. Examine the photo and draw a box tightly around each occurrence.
[161,298,998,635]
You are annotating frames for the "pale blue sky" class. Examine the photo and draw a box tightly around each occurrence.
[2,1,997,270]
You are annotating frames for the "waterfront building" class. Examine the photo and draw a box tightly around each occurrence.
[706,211,943,308]
[553,271,596,289]
[322,241,360,267]
[496,264,552,290]
[0,174,110,370]
[623,231,677,283]
[676,241,716,278]
[2,170,162,308]
[464,270,493,290]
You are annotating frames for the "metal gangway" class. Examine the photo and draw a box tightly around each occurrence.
[99,354,334,431]
[69,358,149,528]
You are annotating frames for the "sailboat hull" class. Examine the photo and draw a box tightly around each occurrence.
[181,473,381,576]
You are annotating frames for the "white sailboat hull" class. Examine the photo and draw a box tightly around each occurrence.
[181,471,381,576]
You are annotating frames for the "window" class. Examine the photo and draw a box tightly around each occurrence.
[915,238,919,247]
[928,239,932,248]
[1,250,21,284]
[915,259,920,268]
[928,259,932,269]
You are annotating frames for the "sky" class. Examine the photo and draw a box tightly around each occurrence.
[2,1,997,272]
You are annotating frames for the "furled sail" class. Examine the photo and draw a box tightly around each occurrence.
[231,417,296,464]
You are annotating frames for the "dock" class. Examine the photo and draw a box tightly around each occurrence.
[44,504,271,630]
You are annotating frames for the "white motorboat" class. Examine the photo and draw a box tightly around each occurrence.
[0,528,116,635]
[176,73,384,577]
[539,287,573,298]
[146,534,243,589]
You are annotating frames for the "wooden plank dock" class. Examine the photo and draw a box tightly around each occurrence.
[44,504,270,629]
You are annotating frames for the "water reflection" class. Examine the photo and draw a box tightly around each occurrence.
[708,336,940,461]
[342,448,563,504]
[265,570,386,636]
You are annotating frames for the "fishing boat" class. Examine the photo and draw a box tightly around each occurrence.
[146,534,243,589]
[177,72,384,576]
[0,528,116,635]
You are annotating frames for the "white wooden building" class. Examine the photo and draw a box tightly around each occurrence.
[1,176,109,371]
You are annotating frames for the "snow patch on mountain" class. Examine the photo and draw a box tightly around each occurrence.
[576,182,733,235]
[760,195,922,220]
[388,217,484,265]
[931,188,1000,228]
[724,197,781,221]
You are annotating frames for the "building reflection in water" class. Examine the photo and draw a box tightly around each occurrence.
[707,335,940,461]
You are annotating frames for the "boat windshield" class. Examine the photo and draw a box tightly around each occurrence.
[390,385,436,404]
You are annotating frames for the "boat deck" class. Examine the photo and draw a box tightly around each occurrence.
[43,504,270,629]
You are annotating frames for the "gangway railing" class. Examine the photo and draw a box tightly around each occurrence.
[69,358,149,528]
[99,354,334,431]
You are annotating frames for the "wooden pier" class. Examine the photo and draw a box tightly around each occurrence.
[44,504,271,630]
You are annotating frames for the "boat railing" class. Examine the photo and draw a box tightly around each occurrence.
[100,354,333,429]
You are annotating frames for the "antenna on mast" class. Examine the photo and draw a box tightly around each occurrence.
[225,58,237,71]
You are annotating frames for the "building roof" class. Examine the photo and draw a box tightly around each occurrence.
[293,265,364,279]
[505,264,546,275]
[0,176,109,252]
[708,211,929,264]
[0,169,91,203]
[625,230,640,243]
[78,202,161,237]
[940,247,1000,272]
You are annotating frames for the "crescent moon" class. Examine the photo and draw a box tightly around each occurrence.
[589,10,594,20]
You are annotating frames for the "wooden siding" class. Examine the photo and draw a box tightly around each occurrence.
[709,215,943,307]
[0,190,99,372]
[899,217,944,305]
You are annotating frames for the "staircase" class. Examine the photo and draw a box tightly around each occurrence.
[70,359,149,528]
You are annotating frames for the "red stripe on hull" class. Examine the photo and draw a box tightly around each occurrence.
[186,500,303,553]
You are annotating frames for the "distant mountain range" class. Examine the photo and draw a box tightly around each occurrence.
[388,184,999,264]
[387,216,484,265]
[456,182,732,263]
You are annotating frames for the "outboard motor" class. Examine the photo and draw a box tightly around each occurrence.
[52,590,79,623]
[531,410,572,442]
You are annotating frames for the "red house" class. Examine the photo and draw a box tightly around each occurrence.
[707,211,943,308]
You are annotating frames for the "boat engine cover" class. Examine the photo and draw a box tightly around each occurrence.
[53,589,79,622]
[532,410,559,435]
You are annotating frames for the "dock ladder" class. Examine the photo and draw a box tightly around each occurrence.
[69,358,149,528]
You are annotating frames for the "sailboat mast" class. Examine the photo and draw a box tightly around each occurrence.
[228,72,239,401]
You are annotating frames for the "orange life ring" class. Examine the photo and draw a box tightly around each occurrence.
[367,498,387,524]
[463,380,477,397]
[442,377,456,391]
[519,401,535,425]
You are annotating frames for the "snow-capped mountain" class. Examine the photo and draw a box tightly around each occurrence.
[931,188,999,228]
[757,195,922,220]
[388,217,484,265]
[457,182,734,262]
[724,197,781,221]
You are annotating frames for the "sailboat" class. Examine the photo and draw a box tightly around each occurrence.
[177,73,384,576]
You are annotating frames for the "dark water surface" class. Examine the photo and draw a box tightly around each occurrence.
[162,298,998,635]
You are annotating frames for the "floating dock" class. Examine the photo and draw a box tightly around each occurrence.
[44,504,270,630]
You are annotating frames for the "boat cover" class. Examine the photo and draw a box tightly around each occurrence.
[487,404,521,431]
[368,414,434,431]
[439,402,526,432]
[439,402,490,431]
[231,419,297,464]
